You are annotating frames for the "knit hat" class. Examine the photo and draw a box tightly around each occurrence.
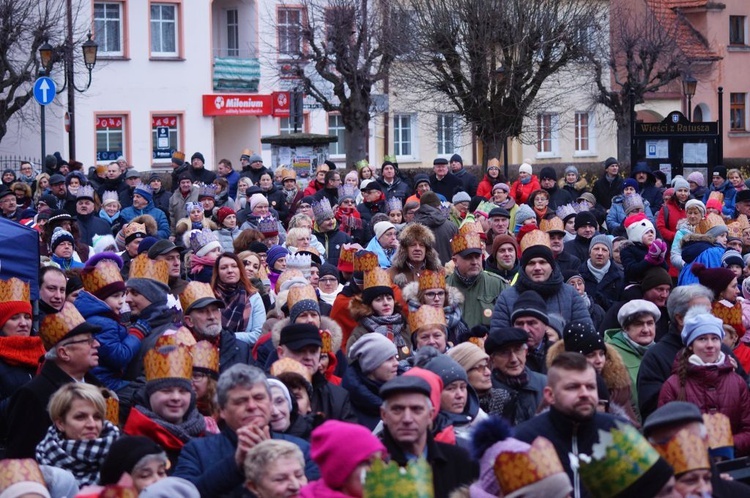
[604,157,618,168]
[574,210,598,230]
[722,249,745,268]
[267,378,292,411]
[673,177,690,191]
[511,290,549,325]
[617,299,661,328]
[138,236,158,255]
[139,477,199,498]
[50,227,75,253]
[191,152,205,163]
[685,199,706,216]
[425,354,469,388]
[413,174,430,188]
[691,263,736,297]
[288,286,320,324]
[452,191,471,204]
[564,165,579,178]
[374,221,396,240]
[134,184,153,203]
[562,268,583,284]
[539,166,556,181]
[681,311,725,347]
[622,193,645,215]
[713,165,727,180]
[217,206,235,226]
[469,417,527,497]
[624,213,655,243]
[349,333,397,374]
[520,244,555,269]
[640,267,672,293]
[447,342,488,372]
[99,436,167,485]
[687,171,705,187]
[126,278,169,306]
[493,182,510,193]
[705,197,722,212]
[248,153,262,164]
[563,322,605,355]
[249,193,268,211]
[589,234,612,256]
[449,153,463,165]
[622,178,639,193]
[310,420,387,489]
[420,191,441,208]
[248,241,268,254]
[267,245,290,269]
[518,163,532,175]
[514,204,535,226]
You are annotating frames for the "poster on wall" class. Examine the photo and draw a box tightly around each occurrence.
[270,144,328,189]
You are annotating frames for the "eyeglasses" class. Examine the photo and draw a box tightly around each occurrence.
[298,204,311,209]
[319,277,338,284]
[62,336,97,347]
[468,362,490,373]
[424,291,446,300]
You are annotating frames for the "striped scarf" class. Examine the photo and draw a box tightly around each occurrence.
[215,281,251,333]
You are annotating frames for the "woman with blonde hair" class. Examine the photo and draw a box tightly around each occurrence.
[244,439,307,498]
[33,172,51,204]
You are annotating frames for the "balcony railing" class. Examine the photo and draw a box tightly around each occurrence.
[213,49,260,92]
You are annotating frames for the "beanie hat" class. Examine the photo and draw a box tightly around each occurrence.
[267,378,292,412]
[722,249,745,268]
[673,177,690,191]
[99,436,167,485]
[0,300,32,330]
[413,173,430,188]
[687,171,705,187]
[622,178,639,193]
[574,210,598,230]
[447,342,488,372]
[514,204,536,226]
[50,227,75,253]
[65,273,84,297]
[425,354,469,387]
[452,191,471,204]
[681,311,725,347]
[134,184,153,203]
[589,234,612,255]
[373,221,396,240]
[713,165,727,180]
[705,198,722,212]
[520,244,555,269]
[564,165,579,178]
[217,206,236,226]
[604,157,618,169]
[249,193,268,211]
[349,333,398,374]
[248,154,262,164]
[310,420,387,489]
[518,163,532,175]
[511,290,549,325]
[248,241,268,254]
[126,278,169,307]
[624,213,655,243]
[420,191,441,208]
[563,322,605,356]
[691,263,736,297]
[493,182,510,193]
[289,296,320,324]
[450,153,463,165]
[139,477,200,498]
[685,199,706,216]
[137,236,158,255]
[640,267,672,293]
[267,245,290,269]
[706,222,728,239]
[539,166,557,181]
[622,193,645,215]
[562,268,583,284]
[191,152,205,163]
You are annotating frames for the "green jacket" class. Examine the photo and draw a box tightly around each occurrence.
[604,329,650,413]
[446,271,507,328]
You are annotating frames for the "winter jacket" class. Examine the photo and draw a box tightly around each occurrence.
[214,226,241,253]
[579,262,623,310]
[490,367,546,426]
[559,177,589,200]
[240,165,272,186]
[341,361,387,430]
[631,163,664,211]
[413,204,458,265]
[606,195,655,236]
[592,174,624,210]
[0,353,38,424]
[604,329,650,412]
[403,281,468,345]
[223,169,240,199]
[96,176,130,204]
[151,187,172,225]
[389,241,442,289]
[331,286,359,352]
[509,175,541,205]
[677,236,724,286]
[314,223,352,267]
[477,174,499,199]
[262,184,289,222]
[187,165,216,185]
[76,213,112,246]
[452,167,479,197]
[436,389,487,449]
[120,201,170,239]
[309,371,357,423]
[660,354,750,455]
[365,236,394,268]
[542,184,573,211]
[74,291,140,392]
[620,241,668,284]
[168,186,200,233]
[670,220,698,271]
[655,197,685,245]
[554,250,582,273]
[704,179,736,217]
[446,271,506,329]
[377,176,411,201]
[564,234,597,265]
[429,172,463,200]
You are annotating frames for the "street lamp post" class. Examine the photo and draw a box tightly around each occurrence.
[682,75,697,121]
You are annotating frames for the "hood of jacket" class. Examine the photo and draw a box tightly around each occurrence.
[413,204,448,228]
[75,290,116,318]
[558,177,588,190]
[402,281,464,309]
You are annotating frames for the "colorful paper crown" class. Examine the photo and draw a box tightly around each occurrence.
[576,422,662,498]
[727,221,742,239]
[450,232,482,255]
[487,158,501,168]
[0,277,30,302]
[180,281,219,314]
[494,437,566,495]
[338,184,358,200]
[383,154,397,163]
[281,168,297,181]
[144,345,193,382]
[474,201,496,218]
[364,267,393,290]
[312,198,334,221]
[520,229,551,252]
[408,305,446,332]
[703,413,734,450]
[556,203,578,221]
[241,148,252,157]
[198,184,216,199]
[40,302,87,349]
[104,390,119,425]
[81,260,123,296]
[320,329,333,354]
[129,254,169,285]
[697,213,726,235]
[275,270,305,293]
[156,326,198,348]
[76,185,96,200]
[193,340,220,374]
[173,151,186,162]
[387,196,403,213]
[338,245,357,272]
[418,270,446,291]
[707,190,724,204]
[189,228,219,253]
[354,251,379,272]
[364,457,433,498]
[0,459,47,494]
[653,426,710,476]
[123,222,147,238]
[257,216,279,235]
[102,190,119,206]
[286,253,312,272]
[540,216,565,234]
[736,214,750,231]
[287,284,318,309]
[270,357,312,383]
[458,220,483,236]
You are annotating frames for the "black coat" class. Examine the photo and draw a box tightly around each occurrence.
[239,165,271,186]
[310,371,357,423]
[554,250,582,273]
[429,172,463,200]
[341,361,384,430]
[262,185,288,223]
[188,165,216,185]
[591,175,624,210]
[357,199,387,242]
[380,427,478,498]
[170,163,189,192]
[452,168,479,197]
[76,213,112,246]
[217,330,255,373]
[543,184,574,211]
[314,225,352,266]
[0,359,36,424]
[376,177,411,201]
[151,188,172,225]
[564,235,595,264]
[579,261,623,309]
[491,367,546,426]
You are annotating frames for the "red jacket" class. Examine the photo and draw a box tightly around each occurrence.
[509,175,540,205]
[477,175,497,199]
[655,198,685,244]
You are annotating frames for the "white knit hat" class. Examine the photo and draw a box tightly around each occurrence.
[518,163,533,175]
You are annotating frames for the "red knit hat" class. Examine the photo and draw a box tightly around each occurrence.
[691,263,736,297]
[217,206,236,226]
[0,301,32,330]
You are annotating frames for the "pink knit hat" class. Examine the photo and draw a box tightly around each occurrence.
[403,367,443,421]
[310,420,386,489]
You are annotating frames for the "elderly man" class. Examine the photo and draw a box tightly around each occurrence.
[378,375,478,498]
[579,234,623,309]
[446,232,506,328]
[48,173,75,213]
[543,216,581,272]
[429,157,462,200]
[173,364,318,496]
[0,187,20,221]
[389,222,442,287]
[169,172,200,233]
[365,221,398,268]
[5,303,101,458]
[75,186,110,245]
[486,206,510,243]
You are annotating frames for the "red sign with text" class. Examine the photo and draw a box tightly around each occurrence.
[202,94,272,116]
[272,91,291,117]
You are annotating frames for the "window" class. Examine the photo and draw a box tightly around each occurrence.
[574,112,595,153]
[152,115,180,160]
[731,93,746,131]
[730,16,746,45]
[278,8,303,57]
[393,114,415,158]
[536,113,559,156]
[151,3,178,56]
[328,114,346,155]
[96,116,126,161]
[437,114,457,155]
[280,116,305,135]
[226,9,239,57]
[94,2,123,56]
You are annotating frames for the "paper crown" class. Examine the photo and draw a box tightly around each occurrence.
[156,326,198,348]
[192,340,220,374]
[468,335,485,350]
[408,305,446,331]
[519,229,551,252]
[622,193,645,214]
[81,260,123,296]
[0,277,30,302]
[320,329,333,354]
[144,345,193,382]
[134,184,153,197]
[387,196,403,213]
[241,148,252,157]
[123,222,147,239]
[281,168,297,181]
[312,198,334,221]
[287,284,318,309]
[297,247,322,265]
[275,270,305,294]
[101,388,120,425]
[257,216,279,235]
[576,422,662,498]
[364,457,433,498]
[540,216,565,234]
[0,459,47,494]
[494,437,566,495]
[172,151,186,162]
[474,200,496,218]
[129,254,169,285]
[707,190,724,204]
[101,190,119,206]
[653,427,710,476]
[418,270,446,291]
[355,159,370,170]
[180,281,218,314]
[198,184,217,199]
[736,214,750,231]
[458,220,483,236]
[556,203,578,221]
[338,184,358,200]
[354,251,379,272]
[727,221,742,239]
[186,201,202,213]
[40,302,87,349]
[450,232,482,255]
[383,154,397,163]
[339,245,357,266]
[364,267,393,290]
[76,185,96,200]
[697,213,726,235]
[703,413,734,450]
[286,253,312,272]
[270,357,312,383]
[487,158,501,168]
[189,228,220,253]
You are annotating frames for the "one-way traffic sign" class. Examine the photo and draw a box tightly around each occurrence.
[34,77,56,106]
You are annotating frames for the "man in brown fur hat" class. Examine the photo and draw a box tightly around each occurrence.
[388,222,443,288]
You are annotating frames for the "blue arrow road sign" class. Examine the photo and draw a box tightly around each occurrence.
[34,77,56,106]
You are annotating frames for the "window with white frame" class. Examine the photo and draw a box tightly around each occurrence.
[574,111,595,153]
[328,114,346,155]
[96,116,126,162]
[393,114,415,158]
[280,116,306,135]
[437,114,457,155]
[151,4,178,56]
[227,9,239,57]
[536,113,559,156]
[152,115,180,160]
[94,2,123,56]
[278,8,303,57]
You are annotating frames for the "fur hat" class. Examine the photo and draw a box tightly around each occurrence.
[399,222,435,249]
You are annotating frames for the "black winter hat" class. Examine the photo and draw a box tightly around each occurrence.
[484,327,528,355]
[520,244,555,269]
[510,291,549,325]
[319,263,340,281]
[713,165,727,180]
[191,152,205,163]
[604,157,618,168]
[100,436,166,485]
[563,321,605,356]
[574,210,598,230]
[539,166,557,181]
[449,154,463,165]
[279,323,322,351]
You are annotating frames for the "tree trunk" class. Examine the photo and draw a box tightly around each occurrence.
[344,125,368,167]
[616,118,632,170]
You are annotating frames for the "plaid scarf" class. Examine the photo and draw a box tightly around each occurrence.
[36,421,119,487]
[215,281,251,333]
[360,314,408,350]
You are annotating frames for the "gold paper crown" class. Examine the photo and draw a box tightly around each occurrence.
[364,267,393,290]
[468,336,485,350]
[99,486,139,498]
[697,213,726,235]
[281,168,297,181]
[241,148,252,157]
[270,357,312,383]
[180,281,218,313]
[123,222,146,238]
[653,426,710,476]
[577,422,661,498]
[40,302,87,349]
[193,340,220,374]
[81,260,123,296]
[450,232,482,255]
[727,221,742,239]
[364,457,434,498]
[487,158,501,168]
[736,214,750,231]
[339,246,357,265]
[103,389,120,425]
[275,269,305,294]
[173,151,186,162]
[144,345,193,382]
[320,329,333,354]
[354,251,379,272]
[287,284,318,309]
[129,254,169,285]
[408,305,446,332]
[0,277,30,302]
[458,220,483,236]
[519,229,551,252]
[494,437,566,495]
[539,216,565,234]
[156,326,198,348]
[0,459,47,493]
[418,270,446,291]
[703,413,734,449]
[707,190,724,204]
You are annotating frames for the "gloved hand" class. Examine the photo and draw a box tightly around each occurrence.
[645,239,667,265]
[128,319,151,340]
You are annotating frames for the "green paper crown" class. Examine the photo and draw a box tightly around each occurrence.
[475,201,497,217]
[577,422,661,498]
[383,155,397,163]
[356,159,370,170]
[364,458,433,498]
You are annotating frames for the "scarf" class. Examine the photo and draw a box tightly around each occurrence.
[18,172,36,184]
[453,268,480,288]
[360,314,408,350]
[493,369,529,389]
[516,265,564,298]
[498,198,516,210]
[190,254,217,275]
[134,404,206,444]
[621,332,654,357]
[444,304,468,344]
[36,421,120,487]
[191,221,204,230]
[520,176,531,185]
[586,259,611,283]
[689,352,726,367]
[284,187,298,205]
[215,280,251,333]
[533,207,547,220]
[0,336,45,368]
[98,208,120,225]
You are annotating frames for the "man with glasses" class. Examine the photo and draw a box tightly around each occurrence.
[313,170,342,207]
[5,303,101,457]
[429,157,462,200]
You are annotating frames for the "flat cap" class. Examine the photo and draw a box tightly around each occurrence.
[642,401,703,437]
[379,375,432,399]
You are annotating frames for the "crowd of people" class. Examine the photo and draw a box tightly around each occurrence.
[0,149,749,498]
